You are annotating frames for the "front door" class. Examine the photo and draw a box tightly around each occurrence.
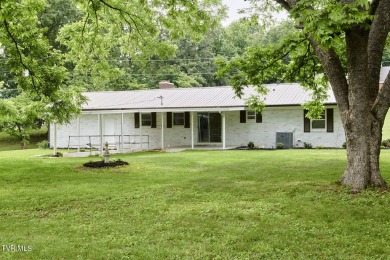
[198,112,221,143]
[104,117,115,144]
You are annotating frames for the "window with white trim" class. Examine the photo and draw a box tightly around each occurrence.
[311,112,326,129]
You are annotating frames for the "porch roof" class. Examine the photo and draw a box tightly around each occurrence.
[82,83,336,112]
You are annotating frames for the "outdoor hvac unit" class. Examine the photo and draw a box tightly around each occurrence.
[276,132,293,148]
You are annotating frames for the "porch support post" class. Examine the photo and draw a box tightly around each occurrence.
[53,123,57,156]
[121,113,124,153]
[191,112,194,149]
[77,116,80,152]
[222,112,226,150]
[99,114,103,155]
[161,112,164,150]
[139,112,143,150]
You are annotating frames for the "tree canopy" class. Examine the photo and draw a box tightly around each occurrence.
[0,0,225,124]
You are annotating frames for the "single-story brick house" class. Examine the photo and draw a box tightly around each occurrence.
[50,81,346,152]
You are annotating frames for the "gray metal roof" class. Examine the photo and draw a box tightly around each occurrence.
[380,67,390,83]
[82,83,336,111]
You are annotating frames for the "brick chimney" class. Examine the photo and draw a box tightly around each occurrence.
[159,80,174,89]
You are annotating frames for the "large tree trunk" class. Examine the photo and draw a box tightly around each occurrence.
[339,110,387,191]
[339,27,388,191]
[311,26,388,192]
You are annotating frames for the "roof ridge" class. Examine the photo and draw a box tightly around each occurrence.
[84,83,302,94]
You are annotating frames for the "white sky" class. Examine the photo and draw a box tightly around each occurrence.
[221,0,250,25]
[221,0,288,26]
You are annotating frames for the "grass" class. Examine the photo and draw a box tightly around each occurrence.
[1,148,390,259]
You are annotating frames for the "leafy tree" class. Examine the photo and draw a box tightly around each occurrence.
[0,0,82,99]
[218,0,390,192]
[0,55,19,98]
[130,32,225,89]
[216,19,265,57]
[260,20,295,46]
[3,1,268,94]
[129,20,267,89]
[39,0,83,52]
[0,0,224,122]
[57,0,225,90]
[0,93,45,148]
[0,0,85,124]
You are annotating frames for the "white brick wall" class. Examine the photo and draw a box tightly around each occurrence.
[50,106,345,150]
[225,106,345,148]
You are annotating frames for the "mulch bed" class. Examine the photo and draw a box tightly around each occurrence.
[83,160,129,168]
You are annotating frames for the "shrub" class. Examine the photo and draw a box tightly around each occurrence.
[51,152,63,157]
[303,142,312,149]
[381,139,390,147]
[37,140,49,149]
[342,142,347,149]
[247,141,255,149]
[316,146,324,149]
[276,143,284,149]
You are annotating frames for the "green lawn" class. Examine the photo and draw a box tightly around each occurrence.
[1,149,390,259]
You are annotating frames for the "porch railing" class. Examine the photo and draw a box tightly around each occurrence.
[67,134,150,152]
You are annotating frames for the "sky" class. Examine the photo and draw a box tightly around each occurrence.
[221,0,250,25]
[221,0,288,26]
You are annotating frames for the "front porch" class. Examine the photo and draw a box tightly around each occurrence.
[52,109,239,155]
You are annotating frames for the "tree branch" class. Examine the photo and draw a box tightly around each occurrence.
[82,12,90,42]
[309,38,350,112]
[372,74,390,123]
[262,40,304,71]
[3,20,29,73]
[273,0,292,11]
[369,0,382,15]
[368,0,390,65]
[3,19,39,94]
[273,0,350,113]
[368,0,390,104]
[97,0,145,39]
[339,0,358,4]
[281,41,313,82]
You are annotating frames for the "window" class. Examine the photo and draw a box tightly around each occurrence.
[247,111,256,120]
[173,113,184,125]
[142,113,151,126]
[311,112,326,129]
